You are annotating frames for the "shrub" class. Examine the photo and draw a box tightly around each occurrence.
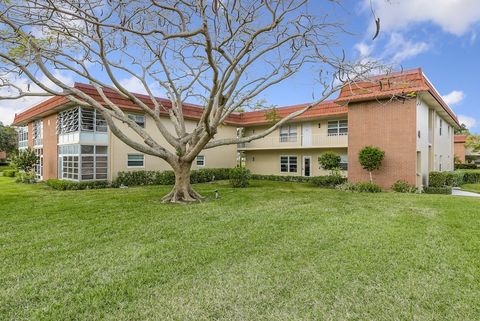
[355,182,382,193]
[429,171,447,187]
[318,152,341,173]
[335,181,382,193]
[358,146,385,182]
[462,170,480,184]
[229,167,251,188]
[15,171,36,184]
[455,163,477,170]
[311,174,347,188]
[424,186,452,195]
[392,180,417,193]
[2,169,16,177]
[445,172,465,187]
[46,179,110,190]
[114,168,233,187]
[250,174,312,183]
[12,148,38,172]
[335,182,357,192]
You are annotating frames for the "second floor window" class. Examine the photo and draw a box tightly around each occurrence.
[33,120,43,146]
[128,114,145,128]
[279,125,297,142]
[18,127,28,148]
[328,120,348,136]
[439,119,443,136]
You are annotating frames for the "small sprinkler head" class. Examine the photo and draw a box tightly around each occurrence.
[214,190,219,199]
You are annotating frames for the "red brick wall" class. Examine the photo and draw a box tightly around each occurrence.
[27,122,33,148]
[42,114,58,179]
[454,142,466,163]
[347,99,417,189]
[0,151,6,160]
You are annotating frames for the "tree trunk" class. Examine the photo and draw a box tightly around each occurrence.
[162,162,203,203]
[369,171,373,182]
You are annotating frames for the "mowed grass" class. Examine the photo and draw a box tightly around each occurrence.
[462,183,480,193]
[1,177,480,321]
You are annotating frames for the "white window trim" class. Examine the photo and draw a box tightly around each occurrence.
[327,119,348,136]
[279,125,297,142]
[280,155,298,173]
[127,113,146,128]
[196,155,205,167]
[127,154,145,168]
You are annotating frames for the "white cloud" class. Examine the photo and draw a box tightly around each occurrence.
[367,0,480,36]
[355,42,373,58]
[0,72,74,125]
[441,90,465,105]
[118,77,148,94]
[458,115,477,128]
[382,33,430,64]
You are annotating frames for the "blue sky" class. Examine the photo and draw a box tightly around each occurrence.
[1,0,479,133]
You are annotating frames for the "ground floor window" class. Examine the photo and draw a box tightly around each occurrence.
[34,148,43,179]
[58,144,108,181]
[339,154,348,171]
[196,155,205,166]
[280,156,297,173]
[127,154,144,168]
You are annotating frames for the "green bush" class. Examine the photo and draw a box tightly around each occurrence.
[335,181,382,193]
[462,170,480,184]
[15,171,36,184]
[12,148,38,172]
[358,146,385,181]
[391,180,417,193]
[445,172,465,187]
[424,186,452,194]
[455,163,477,170]
[46,179,110,190]
[318,152,341,172]
[114,168,233,187]
[355,182,382,193]
[2,169,16,177]
[311,174,347,188]
[429,171,447,187]
[250,174,312,183]
[229,167,251,188]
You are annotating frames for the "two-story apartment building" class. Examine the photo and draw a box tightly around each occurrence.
[13,68,460,189]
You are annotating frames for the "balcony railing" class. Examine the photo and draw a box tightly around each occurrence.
[238,133,348,150]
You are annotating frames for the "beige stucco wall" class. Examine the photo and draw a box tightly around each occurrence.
[244,148,348,177]
[242,117,348,149]
[108,115,238,179]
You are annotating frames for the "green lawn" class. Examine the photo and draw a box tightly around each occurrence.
[462,183,480,194]
[1,176,480,320]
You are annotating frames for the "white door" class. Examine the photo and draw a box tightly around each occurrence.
[303,156,312,177]
[302,123,312,146]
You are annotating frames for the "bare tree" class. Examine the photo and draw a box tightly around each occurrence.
[0,0,382,203]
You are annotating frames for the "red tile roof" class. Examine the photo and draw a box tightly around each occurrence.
[12,69,459,127]
[454,135,467,143]
[336,68,460,126]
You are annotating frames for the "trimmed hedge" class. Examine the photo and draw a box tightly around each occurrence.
[462,171,480,184]
[429,171,447,187]
[429,170,480,188]
[250,174,312,183]
[114,168,232,187]
[2,169,16,177]
[424,186,452,195]
[46,179,110,190]
[455,163,477,170]
[310,175,347,188]
[336,181,382,193]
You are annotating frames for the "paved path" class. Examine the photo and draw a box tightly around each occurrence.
[452,188,480,197]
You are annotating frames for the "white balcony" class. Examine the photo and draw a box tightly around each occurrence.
[238,133,348,150]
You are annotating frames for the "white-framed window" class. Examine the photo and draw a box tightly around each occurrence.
[280,155,297,173]
[340,154,348,171]
[196,155,205,166]
[58,144,108,181]
[128,154,144,168]
[18,126,28,149]
[439,119,443,136]
[279,125,297,142]
[57,107,107,134]
[34,148,43,179]
[33,120,43,146]
[128,114,145,128]
[327,120,348,136]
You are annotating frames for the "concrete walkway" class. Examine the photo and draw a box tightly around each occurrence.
[452,188,480,197]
